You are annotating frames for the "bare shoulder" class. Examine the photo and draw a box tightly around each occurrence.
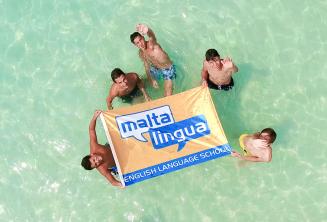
[202,60,208,69]
[90,143,104,154]
[96,143,109,153]
[243,134,256,145]
[127,72,139,77]
[127,72,139,80]
[108,84,119,97]
[253,132,261,138]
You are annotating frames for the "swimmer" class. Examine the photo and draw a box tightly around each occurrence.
[130,23,176,97]
[106,68,151,110]
[231,128,277,162]
[81,110,122,187]
[201,49,238,90]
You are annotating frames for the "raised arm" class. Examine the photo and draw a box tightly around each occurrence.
[97,166,122,187]
[136,24,157,43]
[135,74,151,101]
[89,110,101,153]
[139,50,158,88]
[223,57,239,76]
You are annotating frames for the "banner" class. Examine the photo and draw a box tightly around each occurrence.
[100,86,231,187]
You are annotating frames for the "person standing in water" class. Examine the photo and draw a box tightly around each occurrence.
[130,23,176,97]
[81,110,122,187]
[231,128,277,162]
[106,68,151,110]
[201,48,238,90]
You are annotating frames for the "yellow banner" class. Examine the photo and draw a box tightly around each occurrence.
[100,86,231,186]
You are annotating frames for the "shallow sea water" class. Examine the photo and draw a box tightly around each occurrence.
[1,0,327,221]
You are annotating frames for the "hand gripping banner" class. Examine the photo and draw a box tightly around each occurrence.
[100,86,231,187]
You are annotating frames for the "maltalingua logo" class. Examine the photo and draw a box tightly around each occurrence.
[116,106,210,151]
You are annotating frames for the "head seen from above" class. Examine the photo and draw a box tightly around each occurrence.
[260,128,277,144]
[130,32,146,50]
[111,68,128,87]
[205,48,221,67]
[81,154,103,170]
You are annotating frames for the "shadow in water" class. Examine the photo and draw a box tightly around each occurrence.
[211,63,264,149]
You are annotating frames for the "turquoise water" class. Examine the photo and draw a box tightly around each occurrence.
[1,0,327,221]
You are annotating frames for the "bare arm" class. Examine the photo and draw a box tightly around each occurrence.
[240,155,267,162]
[97,166,122,187]
[106,87,118,110]
[146,27,157,43]
[136,74,151,101]
[139,50,158,88]
[201,61,209,87]
[89,110,101,153]
[231,150,271,162]
[136,24,157,43]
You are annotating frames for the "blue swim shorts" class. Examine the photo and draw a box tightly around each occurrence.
[150,64,176,80]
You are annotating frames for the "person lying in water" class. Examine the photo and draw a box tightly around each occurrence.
[201,48,238,91]
[106,68,151,110]
[81,110,122,187]
[130,23,176,97]
[231,128,277,162]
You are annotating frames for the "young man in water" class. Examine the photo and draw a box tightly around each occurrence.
[130,23,176,97]
[231,128,277,162]
[201,49,238,90]
[106,68,151,110]
[81,110,122,187]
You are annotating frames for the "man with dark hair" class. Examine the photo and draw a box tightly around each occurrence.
[81,110,122,187]
[130,23,176,97]
[106,68,151,110]
[231,128,277,162]
[201,48,238,91]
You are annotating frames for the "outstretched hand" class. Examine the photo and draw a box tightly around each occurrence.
[136,24,149,35]
[252,139,269,149]
[222,57,233,69]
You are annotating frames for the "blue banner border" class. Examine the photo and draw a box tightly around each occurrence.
[123,143,232,186]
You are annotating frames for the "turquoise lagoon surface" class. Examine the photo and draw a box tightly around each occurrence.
[1,0,326,221]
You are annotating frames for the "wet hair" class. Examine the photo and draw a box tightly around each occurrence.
[205,49,220,61]
[81,155,93,170]
[130,32,142,44]
[261,128,277,144]
[111,68,125,82]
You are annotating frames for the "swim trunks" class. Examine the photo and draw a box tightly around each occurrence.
[239,134,251,156]
[207,78,234,91]
[109,166,119,175]
[105,144,119,176]
[120,86,141,103]
[150,64,176,80]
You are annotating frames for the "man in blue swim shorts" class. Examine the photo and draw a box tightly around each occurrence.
[130,24,176,97]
